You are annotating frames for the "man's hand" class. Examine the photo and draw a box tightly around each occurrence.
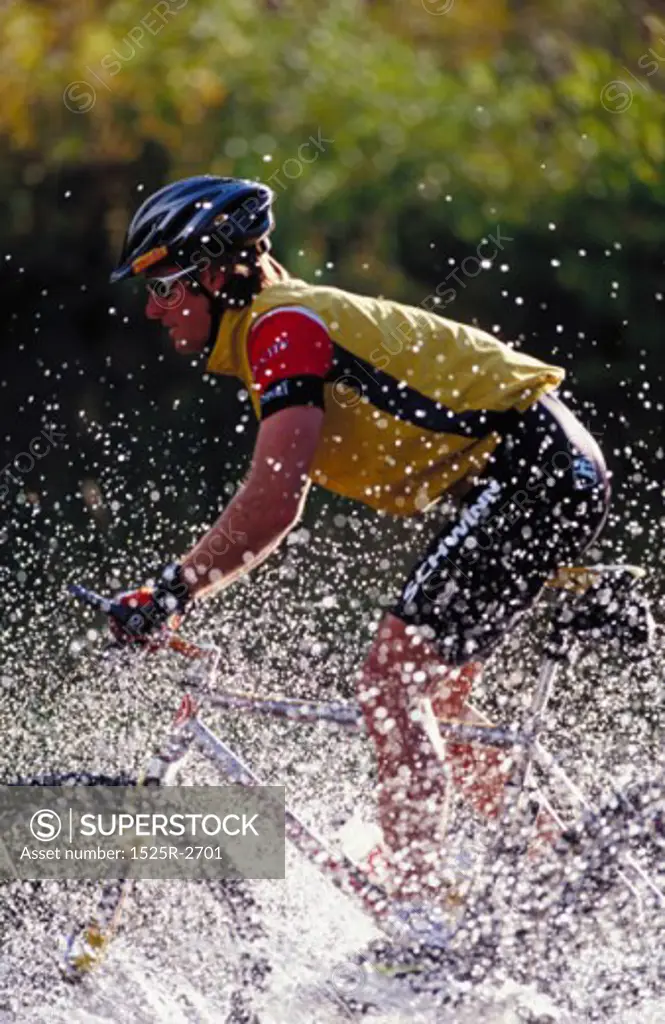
[108,563,191,646]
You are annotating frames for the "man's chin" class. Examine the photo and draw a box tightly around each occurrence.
[170,334,208,355]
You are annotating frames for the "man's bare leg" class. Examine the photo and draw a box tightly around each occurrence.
[356,612,455,903]
[358,624,560,903]
[431,662,561,851]
[430,661,512,821]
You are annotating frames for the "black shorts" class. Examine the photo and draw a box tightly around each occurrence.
[393,393,611,666]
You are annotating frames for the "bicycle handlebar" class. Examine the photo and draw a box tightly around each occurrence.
[67,583,208,660]
[68,583,117,615]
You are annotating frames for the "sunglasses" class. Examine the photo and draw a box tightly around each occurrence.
[146,264,199,301]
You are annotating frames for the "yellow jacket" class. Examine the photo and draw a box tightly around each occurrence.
[206,277,564,516]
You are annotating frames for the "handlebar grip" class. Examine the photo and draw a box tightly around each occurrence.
[68,584,119,617]
[69,583,210,661]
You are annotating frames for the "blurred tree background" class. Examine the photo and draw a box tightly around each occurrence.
[1,0,664,647]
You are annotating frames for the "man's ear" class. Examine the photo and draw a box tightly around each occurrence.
[204,265,227,295]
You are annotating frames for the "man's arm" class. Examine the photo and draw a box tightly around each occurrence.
[180,404,324,601]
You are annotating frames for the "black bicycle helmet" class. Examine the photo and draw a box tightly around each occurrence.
[110,175,274,283]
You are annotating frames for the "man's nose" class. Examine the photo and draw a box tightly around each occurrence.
[145,289,163,320]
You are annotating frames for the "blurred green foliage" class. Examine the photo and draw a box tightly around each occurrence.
[3,0,665,207]
[0,0,664,581]
[2,0,665,353]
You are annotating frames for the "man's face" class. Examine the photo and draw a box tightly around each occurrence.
[144,266,225,355]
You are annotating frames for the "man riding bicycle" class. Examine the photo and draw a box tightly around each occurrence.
[107,175,610,922]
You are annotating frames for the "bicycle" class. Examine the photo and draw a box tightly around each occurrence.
[5,564,661,1019]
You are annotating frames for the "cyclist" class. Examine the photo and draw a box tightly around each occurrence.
[107,175,610,919]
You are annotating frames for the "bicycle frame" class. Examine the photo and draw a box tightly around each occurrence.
[185,655,661,911]
[63,639,421,979]
[62,566,660,979]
